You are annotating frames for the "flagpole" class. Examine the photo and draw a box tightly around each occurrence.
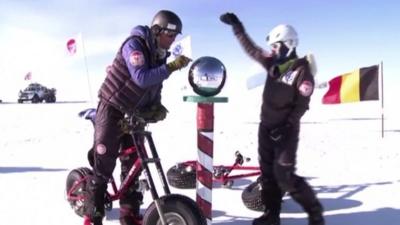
[380,61,384,138]
[79,33,94,103]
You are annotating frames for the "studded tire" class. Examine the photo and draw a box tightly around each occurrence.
[65,167,93,217]
[166,163,196,189]
[241,180,264,211]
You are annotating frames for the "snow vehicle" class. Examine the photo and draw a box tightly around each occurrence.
[18,82,56,103]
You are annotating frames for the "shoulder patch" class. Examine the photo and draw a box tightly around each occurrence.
[298,80,313,96]
[129,51,145,66]
[281,71,298,85]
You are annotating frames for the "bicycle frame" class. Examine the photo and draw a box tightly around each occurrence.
[67,119,171,215]
[176,151,261,186]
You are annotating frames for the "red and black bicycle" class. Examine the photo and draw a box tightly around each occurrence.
[65,109,206,225]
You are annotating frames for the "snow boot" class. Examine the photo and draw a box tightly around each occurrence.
[307,202,325,225]
[119,190,143,225]
[119,207,143,225]
[84,176,107,225]
[252,210,280,225]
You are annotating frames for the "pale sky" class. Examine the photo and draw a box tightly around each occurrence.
[1,0,399,102]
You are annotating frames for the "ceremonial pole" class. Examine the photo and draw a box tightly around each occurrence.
[184,56,227,225]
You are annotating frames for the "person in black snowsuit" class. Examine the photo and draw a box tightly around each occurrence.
[84,10,191,225]
[220,13,324,225]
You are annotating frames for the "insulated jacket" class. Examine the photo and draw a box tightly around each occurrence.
[233,29,314,128]
[98,25,171,113]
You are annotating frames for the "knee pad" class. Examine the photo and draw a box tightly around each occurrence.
[274,163,297,192]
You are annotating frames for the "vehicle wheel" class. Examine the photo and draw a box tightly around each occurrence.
[18,99,23,103]
[47,95,56,103]
[31,95,40,103]
[166,163,196,189]
[241,180,265,211]
[143,194,207,225]
[66,167,93,217]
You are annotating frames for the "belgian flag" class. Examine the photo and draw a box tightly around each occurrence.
[322,65,379,104]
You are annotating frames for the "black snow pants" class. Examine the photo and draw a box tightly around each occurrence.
[90,100,143,216]
[257,122,321,214]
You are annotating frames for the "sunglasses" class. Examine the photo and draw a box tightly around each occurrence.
[270,42,281,50]
[162,30,178,38]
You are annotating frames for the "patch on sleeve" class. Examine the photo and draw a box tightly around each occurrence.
[281,71,298,85]
[96,144,107,155]
[129,51,145,66]
[298,80,313,96]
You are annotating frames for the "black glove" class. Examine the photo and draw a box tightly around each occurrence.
[220,12,244,33]
[136,103,169,122]
[166,55,192,73]
[269,123,292,142]
[151,104,168,121]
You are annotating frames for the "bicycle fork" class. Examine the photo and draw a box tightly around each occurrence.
[132,130,171,225]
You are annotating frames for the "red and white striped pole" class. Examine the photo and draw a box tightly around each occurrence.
[184,96,227,225]
[196,102,214,224]
[184,55,228,224]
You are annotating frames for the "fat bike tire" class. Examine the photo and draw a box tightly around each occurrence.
[166,164,196,189]
[143,194,207,225]
[241,180,265,212]
[66,167,93,217]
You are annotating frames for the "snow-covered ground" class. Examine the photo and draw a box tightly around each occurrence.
[1,92,400,225]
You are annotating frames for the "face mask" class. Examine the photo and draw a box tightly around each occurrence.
[270,42,289,64]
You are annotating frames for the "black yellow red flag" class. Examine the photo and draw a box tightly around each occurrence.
[322,65,379,104]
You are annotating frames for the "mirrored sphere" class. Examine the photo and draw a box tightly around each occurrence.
[188,56,226,97]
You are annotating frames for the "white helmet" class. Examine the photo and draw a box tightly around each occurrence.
[266,24,298,56]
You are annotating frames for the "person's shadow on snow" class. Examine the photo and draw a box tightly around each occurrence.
[281,207,400,225]
[0,166,66,173]
[103,180,399,225]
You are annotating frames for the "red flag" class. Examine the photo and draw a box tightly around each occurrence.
[24,72,32,81]
[66,38,77,55]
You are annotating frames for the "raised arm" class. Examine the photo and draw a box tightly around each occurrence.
[220,12,273,69]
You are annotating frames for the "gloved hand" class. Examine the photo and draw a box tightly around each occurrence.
[167,55,191,73]
[150,103,168,121]
[220,12,244,33]
[136,103,169,122]
[269,123,292,142]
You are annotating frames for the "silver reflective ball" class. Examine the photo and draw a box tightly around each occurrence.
[188,56,226,97]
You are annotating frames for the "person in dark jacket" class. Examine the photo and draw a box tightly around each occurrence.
[220,13,324,225]
[85,10,191,225]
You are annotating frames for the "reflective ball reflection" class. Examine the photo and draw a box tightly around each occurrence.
[188,56,226,97]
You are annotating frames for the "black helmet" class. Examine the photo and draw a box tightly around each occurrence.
[151,10,182,34]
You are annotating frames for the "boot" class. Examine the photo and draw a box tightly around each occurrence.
[252,210,280,225]
[119,206,142,225]
[307,203,325,225]
[84,176,107,225]
[119,189,143,225]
